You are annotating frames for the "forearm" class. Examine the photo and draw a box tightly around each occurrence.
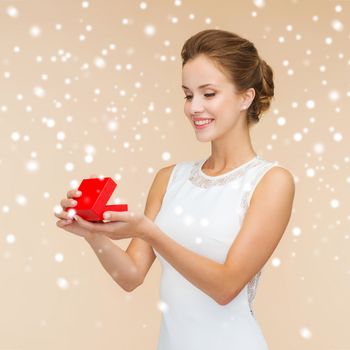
[143,224,230,305]
[84,234,139,292]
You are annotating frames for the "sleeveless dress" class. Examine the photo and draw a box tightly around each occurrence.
[153,154,279,350]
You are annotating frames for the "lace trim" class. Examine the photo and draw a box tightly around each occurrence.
[247,270,262,318]
[239,164,276,318]
[189,158,261,188]
[188,157,275,317]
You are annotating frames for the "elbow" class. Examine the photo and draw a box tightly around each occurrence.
[217,294,236,306]
[121,277,144,293]
[217,287,240,306]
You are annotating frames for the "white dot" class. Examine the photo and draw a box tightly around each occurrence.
[333,132,342,142]
[313,143,324,154]
[140,2,147,10]
[299,327,312,339]
[107,120,118,131]
[30,25,42,37]
[330,199,339,208]
[94,57,106,68]
[335,5,342,12]
[33,86,46,98]
[195,237,203,244]
[293,132,303,142]
[174,206,183,215]
[253,0,265,7]
[271,257,281,267]
[11,131,21,141]
[85,155,93,163]
[162,152,171,161]
[65,162,74,171]
[85,144,96,154]
[57,131,66,141]
[144,24,156,36]
[82,1,89,8]
[331,19,343,32]
[199,218,209,227]
[306,100,315,109]
[6,233,16,244]
[55,253,64,262]
[16,194,28,206]
[67,209,76,218]
[184,215,194,226]
[46,118,55,128]
[277,116,286,126]
[6,6,19,18]
[329,90,340,102]
[2,205,10,213]
[325,37,332,45]
[26,160,39,172]
[54,205,63,214]
[57,277,69,289]
[306,168,315,177]
[157,300,169,313]
[292,227,301,237]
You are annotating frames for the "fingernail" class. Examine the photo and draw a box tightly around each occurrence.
[76,191,82,195]
[103,212,111,219]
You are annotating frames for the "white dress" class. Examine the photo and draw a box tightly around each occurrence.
[153,155,279,350]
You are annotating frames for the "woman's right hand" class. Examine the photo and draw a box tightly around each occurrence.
[54,175,99,240]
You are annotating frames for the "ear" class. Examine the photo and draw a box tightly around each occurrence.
[240,88,255,111]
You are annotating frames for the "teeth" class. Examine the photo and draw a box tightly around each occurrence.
[194,119,213,126]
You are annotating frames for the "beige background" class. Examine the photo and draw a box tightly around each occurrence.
[0,0,349,349]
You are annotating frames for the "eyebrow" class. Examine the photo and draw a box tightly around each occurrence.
[181,83,218,89]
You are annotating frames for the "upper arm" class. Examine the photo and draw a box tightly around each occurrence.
[126,164,176,287]
[222,166,295,304]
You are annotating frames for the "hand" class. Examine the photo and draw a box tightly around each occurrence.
[72,210,152,241]
[54,174,99,240]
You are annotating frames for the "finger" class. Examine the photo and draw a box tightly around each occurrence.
[74,215,104,233]
[54,211,70,220]
[67,189,82,199]
[60,198,78,209]
[56,219,73,227]
[102,210,134,222]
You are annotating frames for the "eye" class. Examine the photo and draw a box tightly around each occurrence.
[183,93,215,101]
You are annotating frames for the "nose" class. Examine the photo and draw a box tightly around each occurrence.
[188,95,205,115]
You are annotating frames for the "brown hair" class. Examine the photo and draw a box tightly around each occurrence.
[181,29,274,126]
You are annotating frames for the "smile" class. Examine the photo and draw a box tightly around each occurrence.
[193,119,214,129]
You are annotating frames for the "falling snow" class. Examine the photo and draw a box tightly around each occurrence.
[0,1,349,348]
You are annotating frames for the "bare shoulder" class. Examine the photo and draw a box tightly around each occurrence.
[251,165,295,205]
[152,164,177,200]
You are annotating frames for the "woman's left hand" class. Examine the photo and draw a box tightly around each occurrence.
[73,210,152,240]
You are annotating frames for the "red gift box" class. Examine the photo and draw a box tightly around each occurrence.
[64,177,128,222]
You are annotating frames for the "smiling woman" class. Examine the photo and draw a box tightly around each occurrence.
[55,28,294,350]
[181,29,274,128]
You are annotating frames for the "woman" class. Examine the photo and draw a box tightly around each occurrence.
[55,29,295,349]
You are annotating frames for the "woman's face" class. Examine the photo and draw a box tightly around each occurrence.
[182,54,247,141]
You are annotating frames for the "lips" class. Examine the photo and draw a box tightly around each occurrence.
[193,119,214,129]
[192,118,214,121]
